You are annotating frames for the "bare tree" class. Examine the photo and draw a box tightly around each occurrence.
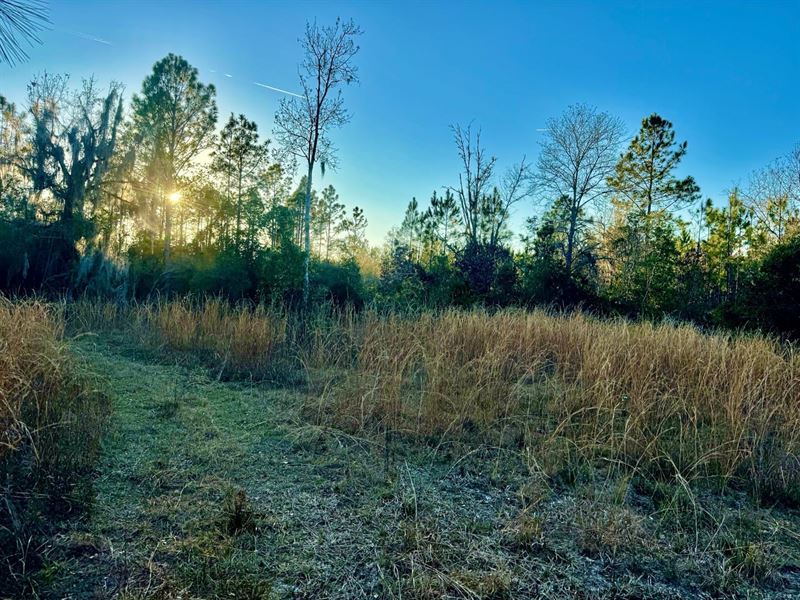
[0,0,48,66]
[535,104,624,274]
[450,123,532,249]
[742,147,800,243]
[450,123,496,245]
[489,158,533,248]
[274,18,362,306]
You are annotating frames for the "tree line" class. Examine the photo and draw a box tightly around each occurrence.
[0,18,798,337]
[385,107,799,337]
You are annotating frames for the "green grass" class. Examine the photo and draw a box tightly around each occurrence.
[25,332,800,599]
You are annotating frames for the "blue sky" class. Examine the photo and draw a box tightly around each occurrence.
[2,0,799,243]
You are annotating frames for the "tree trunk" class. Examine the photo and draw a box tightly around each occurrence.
[565,204,578,276]
[164,189,172,262]
[303,163,313,308]
[236,170,243,251]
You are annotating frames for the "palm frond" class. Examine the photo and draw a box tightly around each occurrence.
[0,0,49,67]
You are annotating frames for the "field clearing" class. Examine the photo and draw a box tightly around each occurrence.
[3,300,800,598]
[69,299,800,498]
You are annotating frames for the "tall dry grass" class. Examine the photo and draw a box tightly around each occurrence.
[70,298,800,498]
[1,298,108,591]
[0,298,106,466]
[69,298,289,378]
[308,310,800,498]
[142,299,287,374]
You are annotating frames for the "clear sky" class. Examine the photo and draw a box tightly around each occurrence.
[2,0,799,243]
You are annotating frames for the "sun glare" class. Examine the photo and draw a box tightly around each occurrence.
[168,191,182,203]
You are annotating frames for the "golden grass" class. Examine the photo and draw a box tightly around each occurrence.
[311,310,800,497]
[0,298,105,465]
[69,299,800,499]
[1,297,109,593]
[69,298,289,377]
[144,299,287,374]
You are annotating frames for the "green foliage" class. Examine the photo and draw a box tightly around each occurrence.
[453,240,517,306]
[605,211,683,316]
[516,210,599,309]
[338,205,369,260]
[131,54,218,183]
[0,220,81,292]
[259,242,305,304]
[1,53,800,338]
[311,258,365,308]
[377,241,426,308]
[608,113,700,217]
[744,234,800,338]
[212,113,271,251]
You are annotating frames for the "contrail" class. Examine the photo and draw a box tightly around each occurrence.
[60,29,112,46]
[253,82,304,98]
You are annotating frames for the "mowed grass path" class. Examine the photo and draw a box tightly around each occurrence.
[45,335,392,598]
[37,334,800,599]
[45,336,530,599]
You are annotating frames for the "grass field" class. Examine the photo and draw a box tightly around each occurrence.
[3,299,800,598]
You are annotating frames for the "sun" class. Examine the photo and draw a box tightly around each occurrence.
[168,191,182,203]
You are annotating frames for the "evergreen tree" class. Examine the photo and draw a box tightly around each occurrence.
[703,189,750,301]
[338,205,368,260]
[312,184,345,259]
[603,114,700,315]
[608,113,700,217]
[131,54,217,259]
[398,197,423,260]
[211,114,270,251]
[423,189,461,258]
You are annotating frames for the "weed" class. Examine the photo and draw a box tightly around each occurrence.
[223,488,256,535]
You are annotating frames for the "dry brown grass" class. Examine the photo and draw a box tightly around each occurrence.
[309,309,800,499]
[20,299,800,597]
[143,299,287,374]
[69,299,800,500]
[0,297,108,593]
[0,298,105,464]
[69,298,289,378]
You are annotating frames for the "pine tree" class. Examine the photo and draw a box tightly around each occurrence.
[211,114,270,251]
[131,54,217,260]
[608,113,699,218]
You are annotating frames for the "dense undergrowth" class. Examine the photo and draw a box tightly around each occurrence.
[0,299,108,595]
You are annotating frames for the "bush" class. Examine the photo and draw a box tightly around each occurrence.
[311,258,365,308]
[748,234,800,339]
[0,220,81,293]
[453,241,517,306]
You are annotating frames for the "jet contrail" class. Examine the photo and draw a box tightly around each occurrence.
[253,81,304,98]
[60,29,113,46]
